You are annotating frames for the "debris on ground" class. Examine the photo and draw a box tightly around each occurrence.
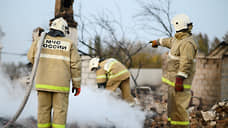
[189,100,228,128]
[135,85,228,128]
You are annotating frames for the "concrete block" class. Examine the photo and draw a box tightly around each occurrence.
[81,62,89,68]
[88,73,96,79]
[85,79,96,85]
[81,56,91,60]
[82,68,91,73]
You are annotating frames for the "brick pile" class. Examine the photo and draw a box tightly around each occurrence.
[189,101,228,128]
[135,85,228,128]
[134,86,168,128]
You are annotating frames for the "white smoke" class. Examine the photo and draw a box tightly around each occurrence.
[68,86,145,128]
[0,68,37,118]
[0,68,145,128]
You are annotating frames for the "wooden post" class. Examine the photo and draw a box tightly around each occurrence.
[53,0,78,47]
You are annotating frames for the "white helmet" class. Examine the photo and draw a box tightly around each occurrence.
[89,58,100,71]
[50,17,69,35]
[171,14,192,32]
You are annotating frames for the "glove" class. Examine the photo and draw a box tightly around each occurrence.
[175,76,184,92]
[149,40,159,48]
[72,87,81,96]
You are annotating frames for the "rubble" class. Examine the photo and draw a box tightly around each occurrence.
[189,100,228,128]
[201,110,216,121]
[135,85,168,128]
[135,86,228,128]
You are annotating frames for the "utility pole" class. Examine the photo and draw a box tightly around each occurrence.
[52,0,78,47]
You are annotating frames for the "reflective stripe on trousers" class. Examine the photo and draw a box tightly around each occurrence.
[38,123,51,128]
[37,123,65,128]
[52,123,66,128]
[168,118,190,125]
[162,77,191,89]
[171,120,189,125]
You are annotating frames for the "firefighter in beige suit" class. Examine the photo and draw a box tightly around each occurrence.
[27,17,81,128]
[89,58,135,104]
[149,14,197,128]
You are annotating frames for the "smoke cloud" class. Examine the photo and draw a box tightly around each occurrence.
[0,67,37,118]
[0,68,145,128]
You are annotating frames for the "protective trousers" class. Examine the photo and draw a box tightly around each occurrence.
[37,91,69,128]
[106,78,135,103]
[167,86,191,128]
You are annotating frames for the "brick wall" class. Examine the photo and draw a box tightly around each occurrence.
[192,57,222,105]
[221,57,228,100]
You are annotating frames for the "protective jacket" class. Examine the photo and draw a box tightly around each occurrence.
[160,32,197,90]
[27,34,81,93]
[160,32,197,127]
[96,58,130,91]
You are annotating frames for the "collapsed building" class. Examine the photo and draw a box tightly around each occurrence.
[192,41,228,106]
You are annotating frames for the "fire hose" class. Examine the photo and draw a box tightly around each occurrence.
[3,32,46,128]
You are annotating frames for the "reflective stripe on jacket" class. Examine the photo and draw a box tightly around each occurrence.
[27,35,81,93]
[96,58,130,85]
[160,32,197,88]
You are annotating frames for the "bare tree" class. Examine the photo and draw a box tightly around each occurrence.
[74,0,102,56]
[93,13,149,67]
[193,33,209,55]
[136,0,173,37]
[74,2,149,86]
[93,12,151,86]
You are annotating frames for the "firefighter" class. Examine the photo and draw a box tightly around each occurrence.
[149,14,197,128]
[89,58,135,105]
[27,17,81,128]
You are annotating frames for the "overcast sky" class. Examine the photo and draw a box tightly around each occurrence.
[0,0,227,63]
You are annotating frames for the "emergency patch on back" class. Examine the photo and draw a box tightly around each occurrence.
[42,39,70,51]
